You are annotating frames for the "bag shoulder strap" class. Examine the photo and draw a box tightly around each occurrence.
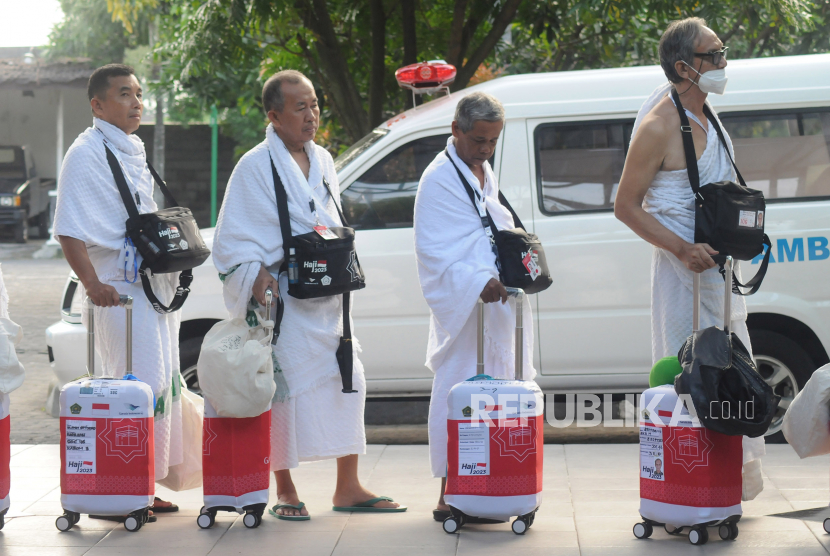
[670,88,703,198]
[701,106,747,188]
[723,234,772,296]
[140,266,193,314]
[270,156,295,272]
[146,162,180,207]
[104,145,141,223]
[320,177,350,227]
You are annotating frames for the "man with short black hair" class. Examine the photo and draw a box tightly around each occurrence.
[212,69,405,520]
[53,63,182,515]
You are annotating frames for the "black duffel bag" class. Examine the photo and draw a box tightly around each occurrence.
[445,151,552,295]
[672,88,772,296]
[270,157,365,394]
[105,146,210,314]
[674,258,779,437]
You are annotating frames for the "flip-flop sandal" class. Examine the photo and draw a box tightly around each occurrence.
[333,496,407,513]
[151,498,179,513]
[432,509,504,524]
[268,502,310,521]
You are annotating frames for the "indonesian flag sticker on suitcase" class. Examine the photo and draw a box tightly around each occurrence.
[197,289,273,530]
[56,295,155,533]
[443,288,544,536]
[633,263,743,546]
[0,392,10,530]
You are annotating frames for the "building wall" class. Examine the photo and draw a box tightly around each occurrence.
[0,86,90,180]
[135,124,239,229]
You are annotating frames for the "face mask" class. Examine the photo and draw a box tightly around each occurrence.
[683,61,728,95]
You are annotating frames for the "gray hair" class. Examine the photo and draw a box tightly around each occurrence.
[262,69,310,113]
[454,92,505,133]
[659,17,708,84]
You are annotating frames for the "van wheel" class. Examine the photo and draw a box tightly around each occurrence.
[749,330,813,438]
[13,220,27,243]
[179,336,203,396]
[37,210,50,238]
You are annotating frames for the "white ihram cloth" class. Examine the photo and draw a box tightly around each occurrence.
[212,125,365,470]
[415,138,536,477]
[52,118,183,480]
[634,83,764,495]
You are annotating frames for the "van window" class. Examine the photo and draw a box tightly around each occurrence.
[535,121,633,215]
[720,111,830,200]
[341,134,450,230]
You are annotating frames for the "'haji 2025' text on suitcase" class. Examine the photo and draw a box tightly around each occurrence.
[443,288,544,535]
[197,289,273,530]
[634,258,743,546]
[57,295,155,533]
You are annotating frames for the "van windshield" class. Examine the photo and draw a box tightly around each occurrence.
[0,147,25,180]
[334,128,389,173]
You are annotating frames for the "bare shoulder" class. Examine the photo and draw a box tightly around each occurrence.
[637,96,679,143]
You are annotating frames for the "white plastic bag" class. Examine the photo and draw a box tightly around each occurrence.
[742,458,764,501]
[0,317,25,394]
[197,310,276,418]
[782,364,830,458]
[157,385,204,491]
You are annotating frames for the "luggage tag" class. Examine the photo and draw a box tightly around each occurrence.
[314,225,338,240]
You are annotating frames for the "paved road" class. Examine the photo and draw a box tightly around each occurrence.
[2,240,69,443]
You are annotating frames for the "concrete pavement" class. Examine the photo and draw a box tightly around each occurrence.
[1,443,829,555]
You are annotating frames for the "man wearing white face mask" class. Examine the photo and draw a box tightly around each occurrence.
[614,18,765,501]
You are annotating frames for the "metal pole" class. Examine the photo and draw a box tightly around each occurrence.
[693,272,701,332]
[723,257,733,335]
[86,298,94,377]
[123,295,133,376]
[56,88,64,179]
[476,299,484,375]
[210,105,218,226]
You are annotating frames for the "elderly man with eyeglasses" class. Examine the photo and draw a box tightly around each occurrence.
[614,17,765,501]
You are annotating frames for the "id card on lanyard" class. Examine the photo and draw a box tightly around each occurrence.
[468,174,500,266]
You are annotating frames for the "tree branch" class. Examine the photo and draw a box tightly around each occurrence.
[446,0,469,67]
[369,0,386,127]
[452,0,523,90]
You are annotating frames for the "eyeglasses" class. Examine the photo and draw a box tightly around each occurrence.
[694,46,729,66]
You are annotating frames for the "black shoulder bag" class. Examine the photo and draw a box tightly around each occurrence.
[105,146,210,314]
[270,157,365,393]
[672,88,772,295]
[444,151,552,295]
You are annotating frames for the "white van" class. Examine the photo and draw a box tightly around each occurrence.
[46,53,830,435]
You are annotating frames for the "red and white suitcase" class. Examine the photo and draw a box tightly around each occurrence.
[443,288,544,535]
[634,260,743,545]
[197,290,273,530]
[0,391,10,530]
[56,295,155,533]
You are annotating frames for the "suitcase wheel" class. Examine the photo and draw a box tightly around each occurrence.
[689,526,709,545]
[197,512,215,529]
[243,511,261,529]
[124,514,142,532]
[718,522,739,541]
[633,522,653,539]
[824,518,830,535]
[56,512,77,532]
[0,513,4,531]
[443,516,461,534]
[511,518,529,535]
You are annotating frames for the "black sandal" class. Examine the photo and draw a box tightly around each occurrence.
[151,497,179,513]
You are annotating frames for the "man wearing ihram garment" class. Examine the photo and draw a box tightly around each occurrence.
[614,17,764,499]
[211,70,404,520]
[52,64,181,516]
[414,92,536,522]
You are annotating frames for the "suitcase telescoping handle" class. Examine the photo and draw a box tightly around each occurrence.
[476,287,525,380]
[264,288,273,338]
[85,295,133,378]
[692,255,733,334]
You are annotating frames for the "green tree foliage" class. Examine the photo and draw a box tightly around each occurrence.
[47,0,149,65]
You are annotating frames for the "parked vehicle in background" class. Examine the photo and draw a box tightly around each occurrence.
[0,145,54,242]
[46,54,830,436]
